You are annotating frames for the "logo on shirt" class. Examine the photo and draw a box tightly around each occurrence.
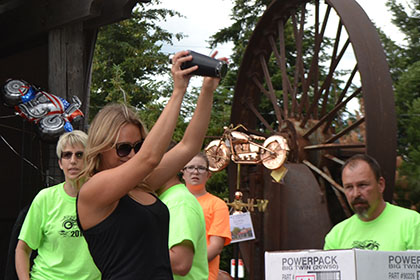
[352,240,379,250]
[59,215,83,238]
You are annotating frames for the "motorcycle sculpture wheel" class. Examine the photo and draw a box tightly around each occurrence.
[205,140,230,172]
[261,135,289,170]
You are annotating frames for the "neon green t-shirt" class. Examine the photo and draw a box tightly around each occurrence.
[324,202,420,251]
[18,182,101,280]
[159,183,208,280]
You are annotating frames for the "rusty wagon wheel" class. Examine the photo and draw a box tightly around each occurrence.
[228,0,397,278]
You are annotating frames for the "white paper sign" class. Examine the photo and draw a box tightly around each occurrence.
[230,212,255,243]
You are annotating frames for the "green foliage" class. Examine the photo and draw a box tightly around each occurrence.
[395,61,420,116]
[378,29,408,82]
[382,0,420,210]
[394,64,420,208]
[89,0,183,120]
[380,0,420,83]
[209,0,271,67]
[386,0,420,65]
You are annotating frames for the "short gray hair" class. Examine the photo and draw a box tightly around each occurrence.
[56,130,88,159]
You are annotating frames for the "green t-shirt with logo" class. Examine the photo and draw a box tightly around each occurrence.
[324,202,420,251]
[159,183,208,280]
[19,182,100,280]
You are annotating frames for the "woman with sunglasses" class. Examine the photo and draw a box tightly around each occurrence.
[76,50,226,279]
[15,130,101,280]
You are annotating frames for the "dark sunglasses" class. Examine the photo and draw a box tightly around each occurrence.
[61,151,84,160]
[115,140,143,157]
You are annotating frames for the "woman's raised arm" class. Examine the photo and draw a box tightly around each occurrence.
[78,51,198,210]
[146,52,227,190]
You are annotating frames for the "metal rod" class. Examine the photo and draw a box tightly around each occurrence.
[246,102,276,134]
[259,54,284,125]
[304,143,365,150]
[303,87,362,138]
[303,160,345,193]
[323,153,345,165]
[322,166,352,217]
[324,117,365,144]
[237,164,241,190]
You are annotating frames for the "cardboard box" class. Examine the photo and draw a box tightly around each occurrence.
[265,249,420,280]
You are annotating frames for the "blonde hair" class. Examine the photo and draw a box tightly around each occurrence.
[76,103,147,189]
[56,130,88,158]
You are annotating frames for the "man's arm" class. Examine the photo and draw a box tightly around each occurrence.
[207,235,225,262]
[169,240,194,276]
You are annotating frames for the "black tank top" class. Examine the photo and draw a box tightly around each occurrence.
[77,194,173,280]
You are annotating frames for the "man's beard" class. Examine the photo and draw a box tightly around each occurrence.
[351,197,370,219]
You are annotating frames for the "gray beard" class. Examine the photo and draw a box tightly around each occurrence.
[354,205,370,220]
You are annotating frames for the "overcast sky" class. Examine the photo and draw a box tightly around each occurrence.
[154,0,409,90]
[156,0,408,58]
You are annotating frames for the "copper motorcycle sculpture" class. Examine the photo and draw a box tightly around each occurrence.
[205,125,289,172]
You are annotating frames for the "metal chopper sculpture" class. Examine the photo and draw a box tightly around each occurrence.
[1,79,84,140]
[205,124,290,173]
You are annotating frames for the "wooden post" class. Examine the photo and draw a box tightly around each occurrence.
[48,22,97,130]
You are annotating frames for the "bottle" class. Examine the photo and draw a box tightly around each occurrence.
[171,50,228,79]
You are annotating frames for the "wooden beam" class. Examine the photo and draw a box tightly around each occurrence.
[85,0,149,28]
[0,0,25,13]
[0,0,151,55]
[0,0,98,56]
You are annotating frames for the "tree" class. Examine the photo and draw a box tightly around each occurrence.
[386,0,420,68]
[89,0,183,124]
[382,0,420,210]
[393,61,420,209]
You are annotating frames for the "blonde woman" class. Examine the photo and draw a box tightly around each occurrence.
[77,50,225,279]
[15,130,100,280]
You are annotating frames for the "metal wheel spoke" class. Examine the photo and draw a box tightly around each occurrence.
[269,22,291,117]
[322,166,352,217]
[325,117,365,144]
[252,75,270,97]
[290,14,301,118]
[246,101,276,134]
[319,20,343,115]
[303,87,361,138]
[323,153,345,165]
[302,160,344,193]
[320,38,351,116]
[335,64,359,106]
[259,54,284,125]
[300,0,323,125]
[295,6,309,119]
[304,143,365,150]
[322,86,362,133]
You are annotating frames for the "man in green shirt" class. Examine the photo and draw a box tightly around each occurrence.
[324,154,420,251]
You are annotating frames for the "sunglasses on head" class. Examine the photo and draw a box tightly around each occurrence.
[61,151,84,160]
[115,140,143,157]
